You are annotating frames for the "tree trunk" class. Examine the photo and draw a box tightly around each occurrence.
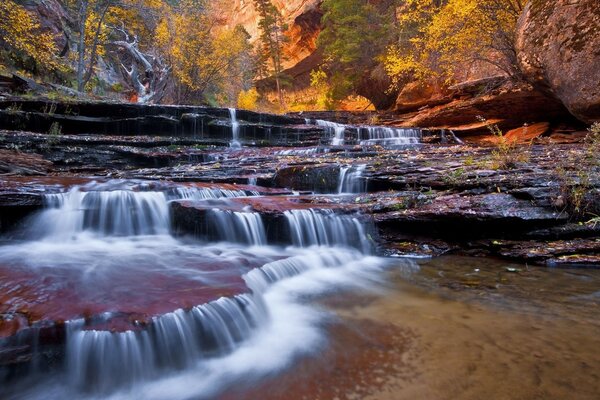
[83,2,112,88]
[77,0,89,92]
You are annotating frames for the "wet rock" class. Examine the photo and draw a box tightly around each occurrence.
[274,164,341,193]
[0,100,319,147]
[0,149,51,175]
[376,193,567,239]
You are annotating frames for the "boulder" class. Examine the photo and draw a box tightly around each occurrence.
[516,0,600,123]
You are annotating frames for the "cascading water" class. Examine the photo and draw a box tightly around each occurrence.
[0,179,400,400]
[359,126,421,146]
[66,294,266,393]
[229,108,241,149]
[316,119,347,146]
[36,188,171,238]
[170,186,255,201]
[284,209,374,254]
[338,164,367,194]
[315,119,420,147]
[207,209,267,245]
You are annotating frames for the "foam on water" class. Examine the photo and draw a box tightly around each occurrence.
[0,180,410,399]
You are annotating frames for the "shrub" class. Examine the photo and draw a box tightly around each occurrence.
[237,88,260,111]
[477,116,529,169]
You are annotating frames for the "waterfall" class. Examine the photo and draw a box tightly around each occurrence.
[316,120,347,146]
[1,179,390,398]
[315,119,420,147]
[359,126,421,146]
[170,186,254,200]
[284,209,373,254]
[66,294,266,392]
[229,108,241,149]
[274,147,330,156]
[37,189,171,238]
[208,209,267,245]
[338,164,366,194]
[58,245,388,395]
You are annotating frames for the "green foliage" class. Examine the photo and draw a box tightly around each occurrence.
[253,0,287,108]
[585,122,600,164]
[317,0,394,99]
[442,167,466,185]
[555,123,600,219]
[47,122,62,145]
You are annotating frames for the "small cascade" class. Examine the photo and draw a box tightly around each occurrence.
[208,210,267,245]
[244,248,363,293]
[170,186,254,201]
[66,294,266,392]
[274,147,330,156]
[316,120,347,146]
[359,126,421,146]
[38,189,170,238]
[229,108,241,149]
[338,164,366,194]
[284,209,373,254]
[60,246,381,395]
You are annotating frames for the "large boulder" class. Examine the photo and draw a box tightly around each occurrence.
[516,0,600,123]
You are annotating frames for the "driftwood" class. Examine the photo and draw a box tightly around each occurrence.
[111,27,170,104]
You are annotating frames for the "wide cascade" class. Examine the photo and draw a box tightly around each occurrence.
[358,126,421,146]
[314,118,421,147]
[0,179,386,399]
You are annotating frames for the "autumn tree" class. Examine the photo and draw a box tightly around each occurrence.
[253,0,287,108]
[0,1,63,74]
[154,1,255,104]
[384,0,525,88]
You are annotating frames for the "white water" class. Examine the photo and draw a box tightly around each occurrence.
[359,126,421,146]
[229,108,241,149]
[284,209,374,254]
[316,119,347,146]
[274,147,329,156]
[0,180,412,400]
[338,164,366,194]
[208,209,267,245]
[314,119,421,147]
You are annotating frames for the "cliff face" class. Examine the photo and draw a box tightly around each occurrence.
[516,0,600,123]
[217,0,323,69]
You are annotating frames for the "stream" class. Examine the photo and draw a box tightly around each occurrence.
[0,106,598,399]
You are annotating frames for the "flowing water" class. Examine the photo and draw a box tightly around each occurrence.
[1,180,599,400]
[358,126,421,146]
[315,119,421,147]
[316,119,347,146]
[0,179,387,399]
[228,108,241,149]
[338,164,367,194]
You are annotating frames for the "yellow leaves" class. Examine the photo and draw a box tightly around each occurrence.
[0,0,63,73]
[237,88,260,110]
[385,0,521,87]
